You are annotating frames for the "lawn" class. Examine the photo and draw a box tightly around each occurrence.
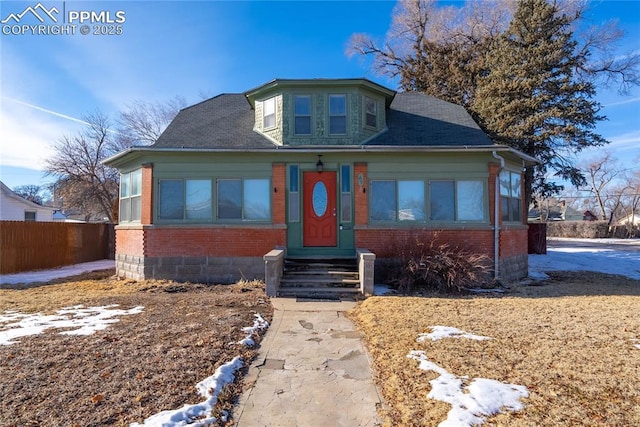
[349,271,640,426]
[0,271,272,426]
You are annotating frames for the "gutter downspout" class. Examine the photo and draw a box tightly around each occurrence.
[492,151,505,281]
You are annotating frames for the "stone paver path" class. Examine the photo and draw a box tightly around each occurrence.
[234,299,382,427]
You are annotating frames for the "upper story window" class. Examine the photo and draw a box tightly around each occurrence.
[329,94,346,135]
[364,96,377,128]
[263,97,276,129]
[294,95,311,135]
[500,170,522,222]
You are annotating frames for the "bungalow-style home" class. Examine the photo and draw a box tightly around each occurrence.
[0,181,54,222]
[104,78,536,296]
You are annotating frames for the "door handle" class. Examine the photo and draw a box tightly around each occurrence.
[332,208,336,217]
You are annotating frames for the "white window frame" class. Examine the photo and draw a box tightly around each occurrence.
[263,96,277,130]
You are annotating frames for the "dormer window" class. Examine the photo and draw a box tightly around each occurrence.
[329,94,346,135]
[263,96,276,129]
[365,96,377,128]
[294,95,311,135]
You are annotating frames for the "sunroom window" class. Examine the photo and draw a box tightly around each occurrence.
[500,170,522,222]
[120,169,142,222]
[370,180,425,221]
[329,94,346,134]
[263,97,276,129]
[430,180,485,222]
[158,179,212,221]
[217,178,270,221]
[294,95,311,135]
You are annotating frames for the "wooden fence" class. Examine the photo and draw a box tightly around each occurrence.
[0,221,114,274]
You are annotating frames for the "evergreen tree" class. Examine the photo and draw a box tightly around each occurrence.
[472,0,607,204]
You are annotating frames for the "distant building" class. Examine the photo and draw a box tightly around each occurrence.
[617,213,640,226]
[0,181,54,222]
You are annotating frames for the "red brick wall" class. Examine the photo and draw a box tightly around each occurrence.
[355,228,495,258]
[144,227,286,257]
[272,163,286,225]
[354,163,368,226]
[499,227,528,258]
[115,227,145,257]
[141,163,154,225]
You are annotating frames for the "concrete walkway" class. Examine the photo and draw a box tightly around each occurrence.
[0,260,115,287]
[234,298,383,427]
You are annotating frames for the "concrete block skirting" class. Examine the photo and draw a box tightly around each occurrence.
[116,254,264,283]
[499,254,528,283]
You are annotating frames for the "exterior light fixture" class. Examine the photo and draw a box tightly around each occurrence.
[316,155,324,173]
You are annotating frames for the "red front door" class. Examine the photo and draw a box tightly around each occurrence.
[303,171,337,247]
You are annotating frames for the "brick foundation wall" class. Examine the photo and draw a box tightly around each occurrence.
[355,226,529,283]
[115,225,286,283]
[355,227,495,258]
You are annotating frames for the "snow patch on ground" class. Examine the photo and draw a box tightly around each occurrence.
[131,356,244,427]
[528,246,640,280]
[410,327,528,426]
[0,305,144,345]
[236,313,269,347]
[632,339,640,350]
[418,326,492,342]
[132,313,269,426]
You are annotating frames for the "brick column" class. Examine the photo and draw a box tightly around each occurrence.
[141,163,154,225]
[272,163,286,225]
[354,162,368,226]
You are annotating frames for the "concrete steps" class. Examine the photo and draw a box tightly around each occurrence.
[278,258,360,298]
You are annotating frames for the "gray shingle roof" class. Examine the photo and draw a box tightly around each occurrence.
[367,92,492,146]
[153,94,275,149]
[152,91,492,149]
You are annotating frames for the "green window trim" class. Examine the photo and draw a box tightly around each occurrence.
[368,178,487,224]
[364,96,377,129]
[500,170,523,222]
[341,164,352,223]
[154,177,272,223]
[294,95,312,135]
[288,165,300,222]
[217,178,271,221]
[328,94,347,135]
[119,169,142,223]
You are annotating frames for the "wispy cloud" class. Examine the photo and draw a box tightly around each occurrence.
[604,97,640,108]
[3,97,92,126]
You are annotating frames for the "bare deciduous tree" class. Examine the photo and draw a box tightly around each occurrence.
[114,96,186,150]
[580,152,626,223]
[45,112,119,222]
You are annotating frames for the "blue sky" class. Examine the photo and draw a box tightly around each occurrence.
[1,0,638,191]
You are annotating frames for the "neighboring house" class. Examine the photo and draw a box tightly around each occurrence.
[528,201,593,222]
[0,181,54,222]
[104,78,536,290]
[617,213,640,226]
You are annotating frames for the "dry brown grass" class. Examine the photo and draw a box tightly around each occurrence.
[349,272,640,426]
[0,271,273,427]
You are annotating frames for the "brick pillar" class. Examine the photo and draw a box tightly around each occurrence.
[354,162,368,226]
[272,163,286,225]
[141,163,153,225]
